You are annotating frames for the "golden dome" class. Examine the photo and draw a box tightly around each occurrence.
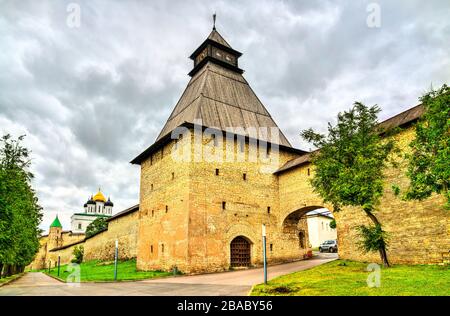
[93,189,106,202]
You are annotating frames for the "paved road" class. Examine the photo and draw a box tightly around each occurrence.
[0,253,337,296]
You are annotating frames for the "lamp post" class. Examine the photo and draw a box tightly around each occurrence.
[57,256,61,277]
[262,224,267,284]
[114,239,118,281]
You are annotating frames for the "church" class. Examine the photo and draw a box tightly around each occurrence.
[29,22,449,273]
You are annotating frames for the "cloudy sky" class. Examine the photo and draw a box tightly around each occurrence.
[1,0,449,232]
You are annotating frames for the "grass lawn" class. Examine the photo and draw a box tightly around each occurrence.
[44,259,173,282]
[251,260,450,296]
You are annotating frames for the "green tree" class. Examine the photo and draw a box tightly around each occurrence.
[0,135,42,277]
[329,219,336,229]
[405,84,450,209]
[301,103,395,267]
[85,217,108,238]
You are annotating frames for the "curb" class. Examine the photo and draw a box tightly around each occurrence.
[247,285,256,296]
[43,272,175,284]
[0,273,25,288]
[44,272,66,283]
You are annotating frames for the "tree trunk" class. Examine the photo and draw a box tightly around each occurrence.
[363,209,390,267]
[0,263,3,278]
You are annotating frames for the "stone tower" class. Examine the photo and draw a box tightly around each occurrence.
[48,215,63,250]
[132,24,309,274]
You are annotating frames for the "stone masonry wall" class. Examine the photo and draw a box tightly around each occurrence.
[84,211,138,261]
[335,127,449,264]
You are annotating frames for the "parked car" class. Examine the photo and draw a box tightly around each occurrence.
[319,240,338,253]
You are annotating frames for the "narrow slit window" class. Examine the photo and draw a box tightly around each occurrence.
[243,173,247,181]
[270,244,273,252]
[172,172,175,180]
[165,205,168,213]
[267,206,271,214]
[215,168,219,176]
[222,201,226,210]
[307,168,310,176]
[239,140,245,153]
[150,245,153,253]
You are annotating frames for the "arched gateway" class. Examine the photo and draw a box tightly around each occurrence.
[230,236,251,267]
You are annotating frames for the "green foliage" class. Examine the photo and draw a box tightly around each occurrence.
[301,102,395,212]
[357,224,388,253]
[329,219,336,229]
[301,102,394,266]
[85,217,108,238]
[0,134,42,277]
[72,245,84,264]
[405,84,450,209]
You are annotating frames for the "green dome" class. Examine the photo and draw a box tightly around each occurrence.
[50,215,62,228]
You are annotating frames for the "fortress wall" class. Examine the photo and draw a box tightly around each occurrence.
[30,209,139,270]
[278,126,450,265]
[186,134,307,273]
[136,138,192,272]
[48,241,83,267]
[27,236,49,270]
[335,127,449,264]
[61,232,85,245]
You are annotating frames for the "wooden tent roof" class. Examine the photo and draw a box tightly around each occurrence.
[131,28,298,164]
[207,29,231,48]
[155,61,292,147]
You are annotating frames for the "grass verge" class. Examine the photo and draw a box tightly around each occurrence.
[251,260,449,296]
[0,273,24,287]
[44,259,173,282]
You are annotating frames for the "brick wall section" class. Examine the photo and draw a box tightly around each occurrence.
[84,211,138,261]
[136,130,311,274]
[335,127,449,264]
[48,242,82,266]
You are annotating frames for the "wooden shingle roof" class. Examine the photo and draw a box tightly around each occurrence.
[207,29,231,48]
[155,61,292,147]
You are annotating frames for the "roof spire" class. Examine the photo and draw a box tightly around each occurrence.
[212,12,216,30]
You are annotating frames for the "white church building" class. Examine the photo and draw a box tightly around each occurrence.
[70,189,114,233]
